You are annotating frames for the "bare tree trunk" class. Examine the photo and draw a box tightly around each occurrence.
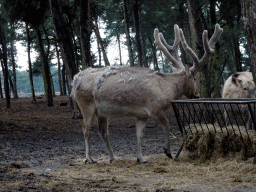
[55,41,63,96]
[10,23,18,99]
[26,22,36,102]
[49,0,82,118]
[0,73,3,98]
[95,17,102,67]
[187,0,210,97]
[35,27,54,107]
[122,0,134,67]
[133,0,143,67]
[80,0,92,68]
[62,64,67,95]
[240,0,256,80]
[148,36,158,71]
[93,22,110,66]
[0,25,10,108]
[117,35,122,66]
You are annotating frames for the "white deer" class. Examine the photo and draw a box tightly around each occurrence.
[71,24,223,164]
[222,71,255,129]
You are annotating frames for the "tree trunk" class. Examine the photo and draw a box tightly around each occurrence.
[93,22,110,66]
[148,36,159,71]
[26,22,36,102]
[133,0,143,67]
[80,0,92,68]
[0,73,3,98]
[117,35,122,66]
[62,64,67,95]
[10,23,18,99]
[55,41,63,96]
[49,0,82,118]
[122,0,134,67]
[141,30,148,68]
[240,0,256,80]
[35,27,54,107]
[187,0,210,97]
[0,25,10,108]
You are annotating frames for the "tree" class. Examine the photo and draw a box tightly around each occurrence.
[25,22,36,102]
[0,24,10,108]
[122,0,134,67]
[133,0,143,67]
[80,0,92,67]
[240,0,256,81]
[49,0,81,118]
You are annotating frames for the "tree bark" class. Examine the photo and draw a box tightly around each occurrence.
[0,73,3,98]
[122,0,134,67]
[240,0,256,80]
[26,22,36,102]
[35,27,54,107]
[10,23,18,99]
[0,25,10,108]
[93,22,110,66]
[49,0,82,118]
[80,0,92,68]
[55,41,63,96]
[133,0,143,67]
[117,35,122,66]
[187,0,210,97]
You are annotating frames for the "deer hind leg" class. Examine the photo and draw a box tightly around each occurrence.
[98,116,115,163]
[244,110,252,130]
[136,117,148,163]
[81,108,96,164]
[154,113,172,159]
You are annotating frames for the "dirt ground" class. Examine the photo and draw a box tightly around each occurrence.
[0,96,256,192]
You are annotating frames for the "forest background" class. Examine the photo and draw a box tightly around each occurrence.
[0,0,255,109]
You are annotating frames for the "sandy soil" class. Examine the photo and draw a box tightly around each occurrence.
[0,96,256,192]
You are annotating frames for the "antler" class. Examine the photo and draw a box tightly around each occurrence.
[154,25,184,71]
[180,23,223,75]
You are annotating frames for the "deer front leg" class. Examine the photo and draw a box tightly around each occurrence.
[136,117,148,163]
[98,116,115,163]
[155,113,172,158]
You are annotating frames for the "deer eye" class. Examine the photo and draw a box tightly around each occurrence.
[244,88,247,90]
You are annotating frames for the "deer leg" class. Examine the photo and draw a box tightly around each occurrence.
[82,114,95,164]
[155,113,172,158]
[245,110,252,130]
[98,116,115,163]
[136,117,148,163]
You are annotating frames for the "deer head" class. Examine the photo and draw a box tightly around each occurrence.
[154,24,223,98]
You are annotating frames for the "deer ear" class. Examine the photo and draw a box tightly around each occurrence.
[232,73,242,85]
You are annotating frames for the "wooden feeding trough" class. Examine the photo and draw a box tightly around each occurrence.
[170,98,256,164]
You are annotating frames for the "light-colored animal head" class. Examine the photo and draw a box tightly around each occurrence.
[222,72,255,98]
[154,24,223,99]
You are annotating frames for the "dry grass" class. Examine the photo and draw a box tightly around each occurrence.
[184,124,256,160]
[3,156,255,192]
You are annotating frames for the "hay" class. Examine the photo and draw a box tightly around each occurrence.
[183,124,256,160]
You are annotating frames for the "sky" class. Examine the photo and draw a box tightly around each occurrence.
[16,30,129,72]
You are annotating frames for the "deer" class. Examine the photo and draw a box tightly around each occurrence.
[222,71,255,130]
[71,24,223,164]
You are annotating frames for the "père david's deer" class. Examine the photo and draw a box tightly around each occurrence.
[222,72,255,129]
[71,24,223,164]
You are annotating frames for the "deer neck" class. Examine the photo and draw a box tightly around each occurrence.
[164,70,188,100]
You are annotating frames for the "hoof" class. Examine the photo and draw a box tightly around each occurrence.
[137,158,148,164]
[85,159,96,164]
[164,148,173,158]
[110,158,115,163]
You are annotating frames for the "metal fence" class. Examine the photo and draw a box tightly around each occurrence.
[170,98,256,164]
